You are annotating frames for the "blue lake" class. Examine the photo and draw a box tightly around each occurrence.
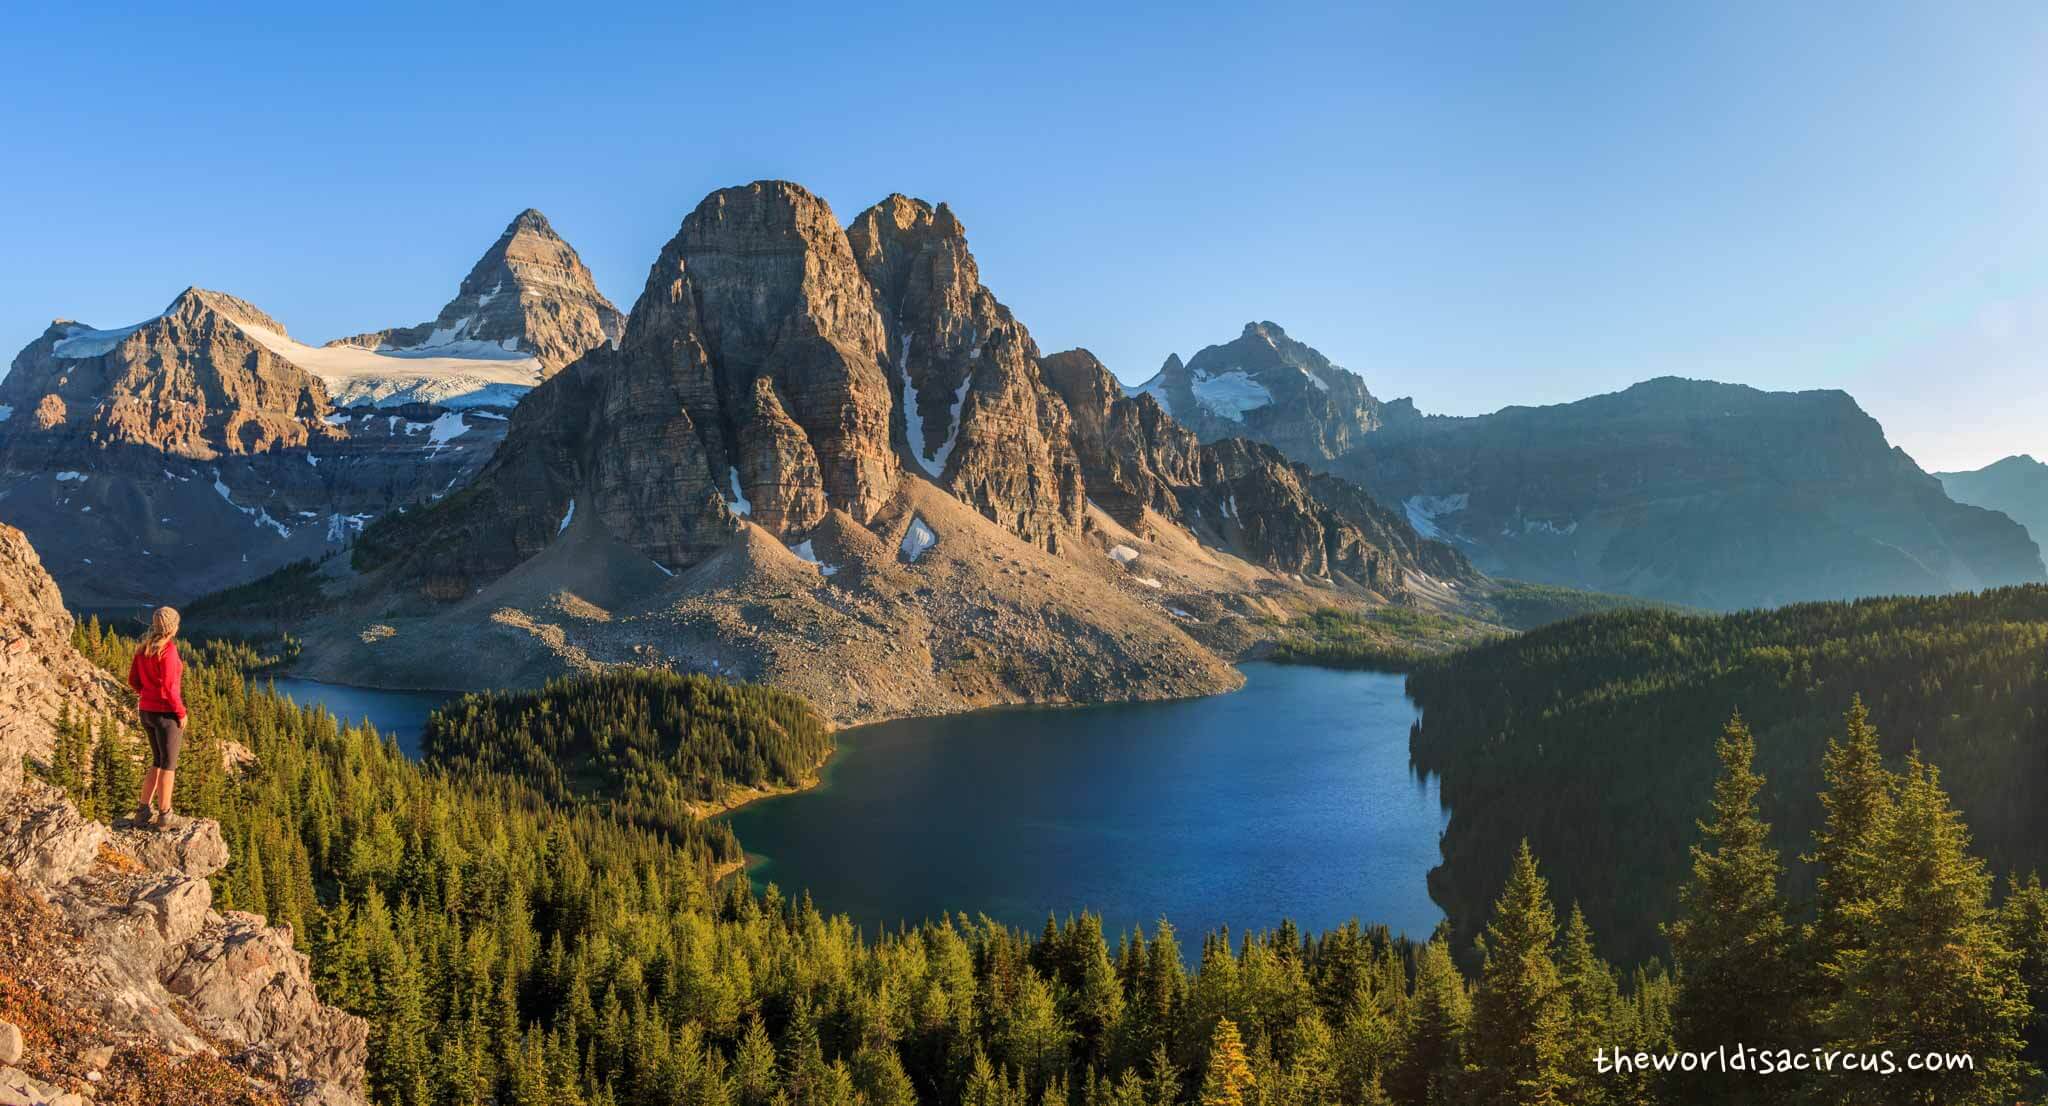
[257,676,454,758]
[723,662,1449,945]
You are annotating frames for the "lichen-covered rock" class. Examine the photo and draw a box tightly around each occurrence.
[0,784,108,893]
[163,911,368,1093]
[110,818,229,881]
[327,208,625,376]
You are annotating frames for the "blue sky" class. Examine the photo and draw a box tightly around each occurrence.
[4,1,2044,471]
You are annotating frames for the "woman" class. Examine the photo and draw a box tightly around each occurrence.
[126,606,190,830]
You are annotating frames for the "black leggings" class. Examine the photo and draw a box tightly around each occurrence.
[140,711,184,771]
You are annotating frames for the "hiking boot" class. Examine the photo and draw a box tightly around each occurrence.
[120,804,155,828]
[152,810,192,832]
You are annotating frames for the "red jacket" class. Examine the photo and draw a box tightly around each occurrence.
[129,643,187,720]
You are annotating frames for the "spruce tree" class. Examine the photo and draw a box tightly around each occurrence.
[1390,935,1467,1106]
[1999,873,2048,1066]
[1820,752,2033,1105]
[1198,1018,1255,1106]
[1808,696,1895,969]
[1665,712,1797,1103]
[1463,841,1571,1106]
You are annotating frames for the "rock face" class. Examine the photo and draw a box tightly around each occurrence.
[358,181,910,592]
[0,289,336,464]
[1042,348,1464,593]
[849,196,1084,551]
[329,208,624,376]
[1937,454,2048,550]
[0,527,366,1105]
[1338,378,2046,609]
[319,181,1478,719]
[1132,321,1384,462]
[0,525,126,796]
[0,292,513,607]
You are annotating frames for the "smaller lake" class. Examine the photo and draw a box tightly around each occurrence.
[256,677,454,757]
[724,663,1449,947]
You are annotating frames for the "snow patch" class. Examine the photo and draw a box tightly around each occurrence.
[898,332,972,477]
[1135,576,1164,589]
[424,410,468,450]
[900,515,937,563]
[0,405,12,423]
[1402,493,1470,541]
[239,321,542,408]
[726,467,752,516]
[1190,368,1272,422]
[54,471,85,482]
[211,471,290,538]
[557,499,575,534]
[789,539,841,578]
[306,454,320,466]
[51,321,147,358]
[650,559,674,578]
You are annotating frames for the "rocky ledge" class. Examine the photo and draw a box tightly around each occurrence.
[0,781,366,1105]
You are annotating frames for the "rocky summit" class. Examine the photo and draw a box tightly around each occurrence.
[328,208,624,382]
[0,289,514,607]
[1132,321,1385,462]
[305,180,1476,720]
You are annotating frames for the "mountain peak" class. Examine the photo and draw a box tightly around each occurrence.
[165,286,288,335]
[505,207,555,236]
[326,210,624,374]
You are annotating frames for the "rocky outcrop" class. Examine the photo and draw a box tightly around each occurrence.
[1133,321,1384,463]
[328,208,624,376]
[0,785,367,1104]
[0,526,126,795]
[849,196,1084,552]
[0,527,366,1105]
[1340,378,2047,609]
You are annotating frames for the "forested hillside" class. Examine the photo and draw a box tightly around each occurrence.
[423,669,834,834]
[1406,585,2048,964]
[41,623,2048,1104]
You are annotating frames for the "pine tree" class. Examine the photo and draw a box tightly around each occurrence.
[1808,696,1895,971]
[1389,935,1466,1106]
[732,1016,780,1106]
[1664,713,1798,1103]
[1820,752,2033,1105]
[1999,873,2048,1066]
[1198,1018,1255,1106]
[1463,841,1571,1106]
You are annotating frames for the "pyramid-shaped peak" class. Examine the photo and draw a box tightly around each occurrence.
[504,208,557,237]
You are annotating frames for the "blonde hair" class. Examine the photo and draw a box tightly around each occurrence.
[139,606,181,658]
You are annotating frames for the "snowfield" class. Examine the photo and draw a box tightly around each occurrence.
[239,322,542,408]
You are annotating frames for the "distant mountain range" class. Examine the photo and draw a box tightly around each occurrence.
[0,211,623,606]
[1143,328,2044,610]
[301,183,1477,719]
[1938,455,2048,549]
[4,183,2038,681]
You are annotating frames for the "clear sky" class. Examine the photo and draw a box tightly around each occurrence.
[4,1,2044,472]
